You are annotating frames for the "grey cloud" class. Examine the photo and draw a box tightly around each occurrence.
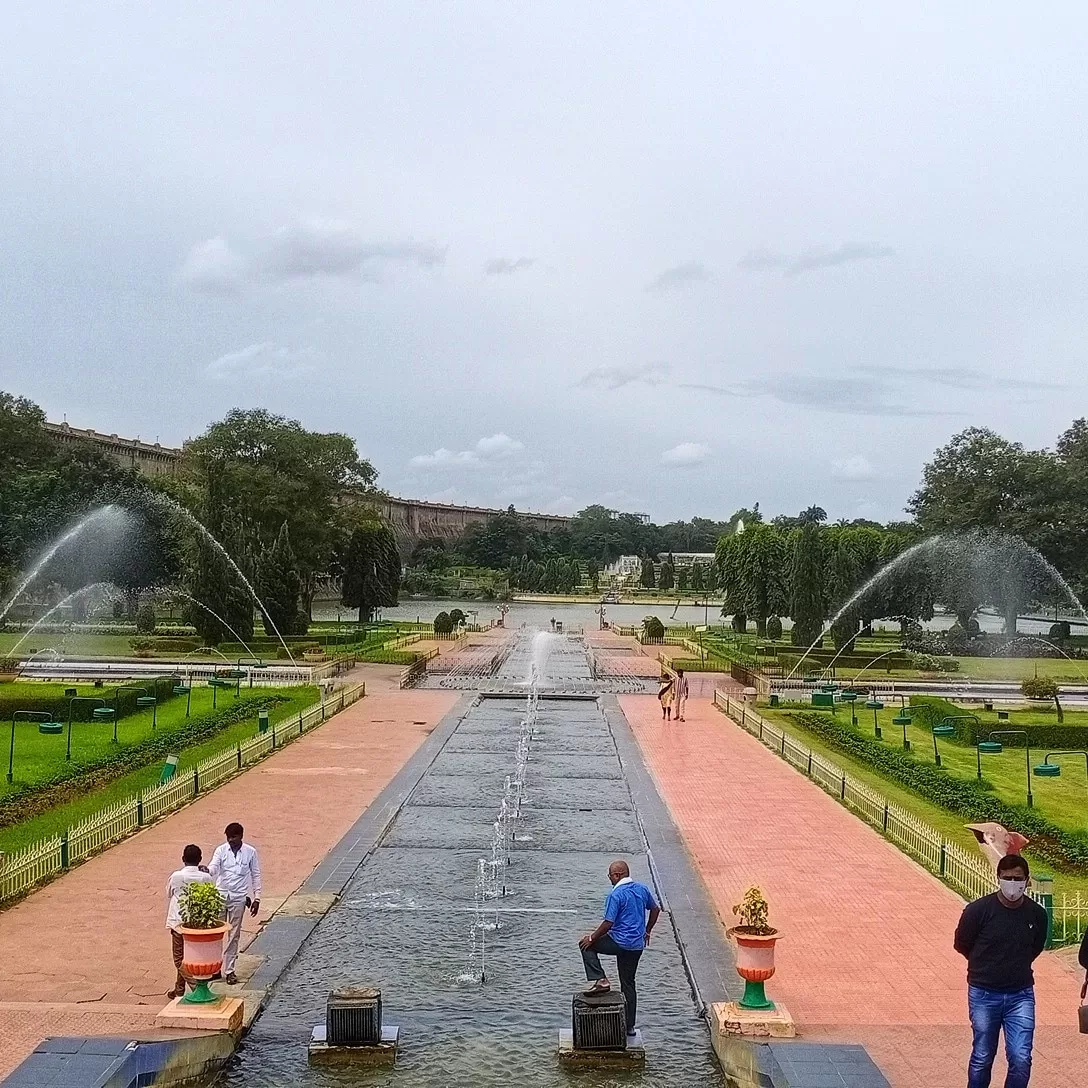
[578,363,669,390]
[853,364,1062,392]
[176,237,246,295]
[646,261,709,292]
[484,256,535,275]
[739,243,895,276]
[256,220,446,280]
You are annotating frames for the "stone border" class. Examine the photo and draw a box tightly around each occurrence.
[601,694,741,1009]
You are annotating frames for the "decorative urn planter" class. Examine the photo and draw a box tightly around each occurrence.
[727,926,781,1010]
[178,923,229,1004]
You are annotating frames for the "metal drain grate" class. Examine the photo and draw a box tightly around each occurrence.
[327,988,382,1046]
[571,991,627,1050]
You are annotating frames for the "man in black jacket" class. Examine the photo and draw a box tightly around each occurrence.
[954,854,1048,1088]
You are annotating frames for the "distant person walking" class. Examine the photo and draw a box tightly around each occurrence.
[954,854,1048,1088]
[165,844,214,998]
[673,669,689,721]
[209,822,262,986]
[657,676,674,720]
[578,860,660,1038]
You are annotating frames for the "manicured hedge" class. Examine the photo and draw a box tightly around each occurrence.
[0,675,182,724]
[909,695,1088,748]
[782,709,1088,873]
[0,692,298,832]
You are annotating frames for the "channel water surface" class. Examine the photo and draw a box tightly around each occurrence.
[224,635,724,1087]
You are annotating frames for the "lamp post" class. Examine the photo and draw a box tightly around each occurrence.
[841,690,858,726]
[983,731,1035,807]
[111,684,151,743]
[932,715,979,770]
[65,697,115,761]
[173,675,192,718]
[865,698,884,738]
[892,704,913,750]
[8,711,56,783]
[1033,751,1088,794]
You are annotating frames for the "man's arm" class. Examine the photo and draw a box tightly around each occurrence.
[1079,923,1088,971]
[579,917,613,950]
[207,845,223,882]
[1032,903,1048,959]
[644,905,661,944]
[248,848,262,914]
[953,900,980,958]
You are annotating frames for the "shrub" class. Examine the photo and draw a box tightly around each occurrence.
[449,608,466,628]
[782,710,1088,872]
[642,616,665,640]
[1049,621,1072,642]
[1022,676,1059,700]
[433,611,454,635]
[135,604,157,634]
[179,881,225,929]
[732,885,774,934]
[766,616,783,640]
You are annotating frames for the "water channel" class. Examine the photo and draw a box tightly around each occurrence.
[224,630,725,1087]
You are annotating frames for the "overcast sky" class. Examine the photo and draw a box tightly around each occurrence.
[3,4,1086,523]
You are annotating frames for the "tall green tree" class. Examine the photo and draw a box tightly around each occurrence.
[640,554,656,589]
[260,522,305,636]
[715,525,788,637]
[340,524,401,622]
[659,554,675,591]
[789,523,825,646]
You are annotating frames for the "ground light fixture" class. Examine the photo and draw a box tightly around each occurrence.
[1033,751,1088,795]
[173,679,192,718]
[8,711,58,783]
[866,698,884,738]
[931,723,956,767]
[892,707,913,750]
[65,697,115,761]
[841,690,858,725]
[981,731,1035,808]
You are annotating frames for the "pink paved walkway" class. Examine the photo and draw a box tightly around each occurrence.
[620,690,1088,1088]
[0,676,457,1078]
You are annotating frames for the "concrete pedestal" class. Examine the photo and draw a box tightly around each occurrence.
[307,1024,399,1065]
[710,1000,796,1039]
[155,996,244,1034]
[557,1027,645,1065]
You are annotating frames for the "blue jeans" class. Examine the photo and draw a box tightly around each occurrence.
[967,985,1035,1088]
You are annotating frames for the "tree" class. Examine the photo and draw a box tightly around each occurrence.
[340,524,400,622]
[409,537,449,571]
[659,554,675,592]
[640,555,656,589]
[260,522,305,636]
[181,409,377,617]
[827,531,862,649]
[642,615,665,639]
[789,523,824,647]
[766,615,783,640]
[1022,675,1063,722]
[690,561,705,593]
[135,603,157,634]
[187,534,252,646]
[433,611,453,635]
[715,525,788,637]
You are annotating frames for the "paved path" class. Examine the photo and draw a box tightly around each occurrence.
[620,690,1088,1088]
[0,676,456,1078]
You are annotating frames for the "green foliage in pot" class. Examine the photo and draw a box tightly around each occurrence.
[179,881,224,929]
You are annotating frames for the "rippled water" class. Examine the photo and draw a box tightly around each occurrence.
[223,658,725,1087]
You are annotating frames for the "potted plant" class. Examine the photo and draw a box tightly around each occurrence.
[177,882,228,1004]
[727,886,781,1011]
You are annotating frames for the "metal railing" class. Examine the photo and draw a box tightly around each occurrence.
[0,684,365,905]
[712,692,1052,921]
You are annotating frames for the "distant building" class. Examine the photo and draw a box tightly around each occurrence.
[658,552,716,570]
[602,555,643,586]
[43,421,181,478]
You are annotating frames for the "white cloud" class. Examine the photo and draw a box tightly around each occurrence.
[579,363,669,390]
[205,342,316,381]
[410,433,525,470]
[177,237,246,294]
[830,454,876,480]
[484,256,534,275]
[646,261,709,292]
[660,442,710,467]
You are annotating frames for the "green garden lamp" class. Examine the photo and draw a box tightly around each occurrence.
[841,690,858,725]
[987,731,1035,808]
[866,698,884,738]
[931,723,956,767]
[136,694,157,730]
[1034,751,1088,795]
[9,711,53,783]
[892,707,913,750]
[65,697,112,761]
[173,682,192,718]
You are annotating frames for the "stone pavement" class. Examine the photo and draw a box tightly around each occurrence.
[620,690,1088,1088]
[0,674,457,1079]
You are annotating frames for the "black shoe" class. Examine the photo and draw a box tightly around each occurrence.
[224,972,239,986]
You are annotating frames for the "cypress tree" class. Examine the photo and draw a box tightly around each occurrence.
[789,523,825,647]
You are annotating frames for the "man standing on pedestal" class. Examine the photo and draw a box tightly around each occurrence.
[578,860,660,1039]
[954,854,1047,1088]
[209,822,262,986]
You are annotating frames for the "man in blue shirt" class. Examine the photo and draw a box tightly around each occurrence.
[578,860,661,1036]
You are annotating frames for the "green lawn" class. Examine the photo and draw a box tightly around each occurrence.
[0,685,318,852]
[753,703,1088,903]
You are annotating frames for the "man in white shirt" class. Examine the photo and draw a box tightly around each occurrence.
[673,668,689,721]
[166,844,214,998]
[208,821,262,986]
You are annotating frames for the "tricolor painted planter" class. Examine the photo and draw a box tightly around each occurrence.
[178,923,229,1004]
[727,926,781,1011]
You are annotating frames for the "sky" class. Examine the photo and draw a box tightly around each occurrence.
[2,3,1086,524]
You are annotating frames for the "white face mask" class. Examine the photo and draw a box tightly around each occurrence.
[998,878,1027,902]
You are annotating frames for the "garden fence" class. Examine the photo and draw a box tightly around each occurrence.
[713,691,1086,943]
[0,683,365,905]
